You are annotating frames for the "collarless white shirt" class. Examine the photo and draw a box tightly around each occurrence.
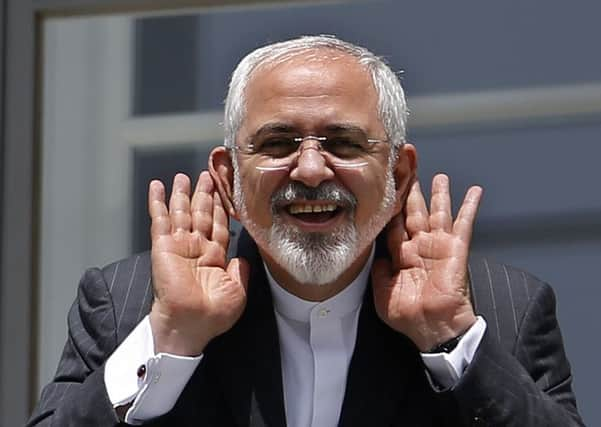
[265,246,374,427]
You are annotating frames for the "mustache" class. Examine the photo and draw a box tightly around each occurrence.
[271,181,357,210]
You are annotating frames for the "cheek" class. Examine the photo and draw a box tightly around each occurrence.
[238,167,286,227]
[338,165,390,225]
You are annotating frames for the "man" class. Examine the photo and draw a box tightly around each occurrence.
[28,36,583,426]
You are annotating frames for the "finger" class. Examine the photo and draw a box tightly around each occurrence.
[405,180,430,236]
[227,257,250,292]
[429,174,452,232]
[212,192,230,249]
[386,213,408,271]
[191,171,214,237]
[148,180,170,238]
[453,185,483,243]
[169,174,193,232]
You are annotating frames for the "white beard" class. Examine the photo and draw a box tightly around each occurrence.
[233,161,396,286]
[266,215,359,285]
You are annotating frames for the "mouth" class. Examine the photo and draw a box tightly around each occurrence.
[278,201,346,230]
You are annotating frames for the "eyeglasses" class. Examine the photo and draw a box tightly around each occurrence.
[234,129,389,171]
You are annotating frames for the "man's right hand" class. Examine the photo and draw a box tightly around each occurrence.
[148,172,249,356]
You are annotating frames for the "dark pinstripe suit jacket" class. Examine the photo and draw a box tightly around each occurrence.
[27,229,584,426]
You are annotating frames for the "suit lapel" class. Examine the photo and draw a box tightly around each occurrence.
[339,234,439,427]
[224,229,287,427]
[337,288,423,427]
[246,273,287,427]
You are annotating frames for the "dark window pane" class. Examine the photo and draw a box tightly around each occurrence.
[133,16,199,115]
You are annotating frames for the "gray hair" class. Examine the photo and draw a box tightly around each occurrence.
[223,35,407,153]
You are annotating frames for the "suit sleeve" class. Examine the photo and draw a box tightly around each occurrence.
[26,267,125,426]
[450,282,584,426]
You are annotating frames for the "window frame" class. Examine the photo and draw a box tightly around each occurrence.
[3,1,600,425]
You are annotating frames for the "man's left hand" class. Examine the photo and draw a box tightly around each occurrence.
[371,174,483,352]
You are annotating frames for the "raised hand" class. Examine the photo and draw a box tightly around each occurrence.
[148,172,249,356]
[372,174,483,352]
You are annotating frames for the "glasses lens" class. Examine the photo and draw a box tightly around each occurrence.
[242,130,381,170]
[250,134,298,158]
[321,130,373,160]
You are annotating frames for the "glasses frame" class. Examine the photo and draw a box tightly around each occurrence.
[233,133,390,165]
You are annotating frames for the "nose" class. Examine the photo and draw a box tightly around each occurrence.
[288,143,335,188]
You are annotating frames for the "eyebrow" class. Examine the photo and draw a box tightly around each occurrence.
[252,123,297,137]
[250,122,367,139]
[323,123,366,134]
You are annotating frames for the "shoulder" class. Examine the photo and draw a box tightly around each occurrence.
[98,252,152,298]
[468,257,556,350]
[468,257,551,309]
[78,252,153,343]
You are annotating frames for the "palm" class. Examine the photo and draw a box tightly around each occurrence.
[153,238,243,318]
[148,172,249,355]
[372,175,482,351]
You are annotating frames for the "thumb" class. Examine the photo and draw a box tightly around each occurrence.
[227,257,250,292]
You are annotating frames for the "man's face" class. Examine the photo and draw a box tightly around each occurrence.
[230,51,412,286]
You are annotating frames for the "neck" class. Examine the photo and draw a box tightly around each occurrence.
[260,244,373,302]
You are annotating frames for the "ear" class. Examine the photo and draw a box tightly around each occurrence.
[392,143,417,215]
[209,146,239,220]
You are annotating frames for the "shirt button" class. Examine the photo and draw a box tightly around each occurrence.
[319,308,330,318]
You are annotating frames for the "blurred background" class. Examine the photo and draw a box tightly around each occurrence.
[1,0,600,425]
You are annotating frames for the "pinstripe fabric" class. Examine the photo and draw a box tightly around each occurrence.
[27,255,154,427]
[458,258,582,426]
[27,231,583,426]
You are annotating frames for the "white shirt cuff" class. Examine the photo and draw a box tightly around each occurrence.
[104,315,202,424]
[420,316,487,389]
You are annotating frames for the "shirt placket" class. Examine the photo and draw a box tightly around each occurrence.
[309,304,345,427]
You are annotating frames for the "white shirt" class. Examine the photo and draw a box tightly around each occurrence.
[266,250,370,427]
[104,248,486,425]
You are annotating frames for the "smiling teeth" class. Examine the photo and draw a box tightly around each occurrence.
[288,204,337,214]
